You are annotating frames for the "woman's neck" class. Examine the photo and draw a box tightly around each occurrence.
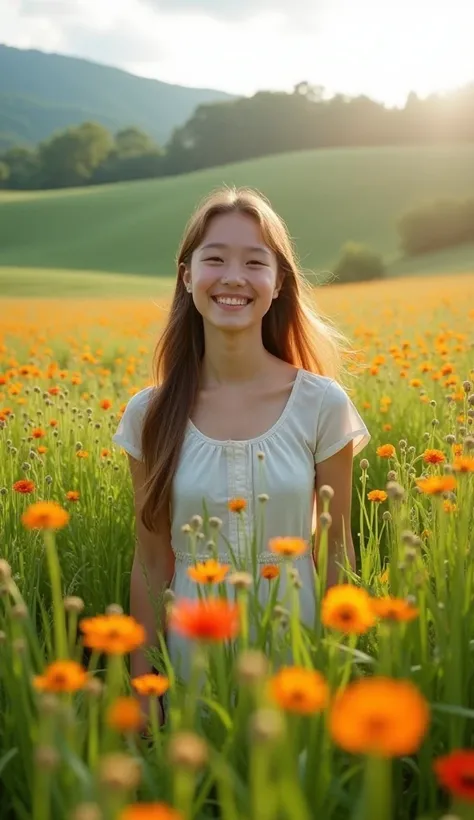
[201,326,272,386]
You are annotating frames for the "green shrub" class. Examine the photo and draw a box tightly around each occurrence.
[332,241,385,284]
[398,196,474,255]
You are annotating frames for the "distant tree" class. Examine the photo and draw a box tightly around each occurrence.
[38,121,113,188]
[1,146,40,189]
[114,127,157,157]
[93,151,164,184]
[0,160,10,188]
[333,242,385,284]
[397,197,474,255]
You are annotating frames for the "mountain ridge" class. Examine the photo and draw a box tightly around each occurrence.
[0,44,237,149]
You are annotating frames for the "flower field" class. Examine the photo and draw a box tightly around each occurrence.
[1,272,474,820]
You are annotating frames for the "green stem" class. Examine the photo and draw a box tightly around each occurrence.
[43,530,68,660]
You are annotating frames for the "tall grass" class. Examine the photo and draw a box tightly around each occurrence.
[1,275,474,820]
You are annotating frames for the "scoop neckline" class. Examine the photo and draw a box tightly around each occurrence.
[187,368,304,446]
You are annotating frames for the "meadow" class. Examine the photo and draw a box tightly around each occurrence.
[1,144,474,299]
[1,272,474,820]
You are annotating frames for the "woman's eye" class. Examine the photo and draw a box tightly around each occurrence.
[204,256,224,263]
[247,260,265,267]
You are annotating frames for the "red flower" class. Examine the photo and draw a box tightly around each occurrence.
[13,479,35,494]
[434,749,474,802]
[169,598,240,642]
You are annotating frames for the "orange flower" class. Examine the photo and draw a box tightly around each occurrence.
[169,599,240,642]
[452,443,463,457]
[367,490,388,503]
[37,446,48,455]
[382,424,392,432]
[22,501,70,530]
[31,427,45,439]
[131,674,170,697]
[119,804,183,820]
[107,697,144,733]
[371,596,419,622]
[76,450,89,459]
[228,498,247,513]
[416,476,457,495]
[260,565,280,580]
[80,614,146,655]
[376,444,396,459]
[452,456,474,473]
[101,448,110,458]
[268,537,308,558]
[422,449,445,464]
[330,677,429,757]
[66,490,80,502]
[100,399,112,410]
[33,660,87,693]
[13,479,35,494]
[269,667,329,714]
[443,499,457,513]
[187,560,230,584]
[49,419,58,427]
[434,749,474,802]
[322,585,376,634]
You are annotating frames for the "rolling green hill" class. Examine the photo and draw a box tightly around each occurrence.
[0,45,235,149]
[0,144,473,297]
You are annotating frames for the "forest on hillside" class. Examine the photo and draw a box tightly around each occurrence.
[1,82,473,191]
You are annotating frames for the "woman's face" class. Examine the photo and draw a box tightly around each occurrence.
[183,212,280,333]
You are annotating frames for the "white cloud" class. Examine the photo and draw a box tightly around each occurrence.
[1,0,473,101]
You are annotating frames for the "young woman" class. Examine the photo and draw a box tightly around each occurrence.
[112,186,370,708]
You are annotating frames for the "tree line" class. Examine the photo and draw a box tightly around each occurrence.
[1,82,473,190]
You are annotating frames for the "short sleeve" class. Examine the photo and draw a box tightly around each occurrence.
[314,380,370,464]
[111,386,154,461]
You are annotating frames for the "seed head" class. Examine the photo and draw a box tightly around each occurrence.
[236,649,269,685]
[387,470,397,482]
[398,439,407,450]
[106,603,123,615]
[250,708,284,743]
[228,571,253,590]
[208,516,222,529]
[319,484,334,502]
[83,677,104,698]
[168,732,208,771]
[12,603,28,621]
[463,380,472,393]
[64,596,85,614]
[319,512,332,530]
[445,434,456,444]
[35,746,60,771]
[99,753,141,790]
[71,803,103,820]
[257,451,265,461]
[258,493,269,503]
[360,458,369,471]
[382,511,392,522]
[190,515,203,531]
[386,481,405,501]
[465,436,474,451]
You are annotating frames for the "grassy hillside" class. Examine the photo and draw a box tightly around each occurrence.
[0,144,473,293]
[0,45,234,148]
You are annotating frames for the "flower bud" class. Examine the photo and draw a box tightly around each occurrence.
[168,732,208,771]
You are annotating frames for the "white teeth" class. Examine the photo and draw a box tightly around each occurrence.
[215,297,249,306]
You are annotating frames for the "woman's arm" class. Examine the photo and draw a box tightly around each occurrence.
[127,454,175,679]
[313,441,356,588]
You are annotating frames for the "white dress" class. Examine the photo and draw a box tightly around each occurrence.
[112,369,370,679]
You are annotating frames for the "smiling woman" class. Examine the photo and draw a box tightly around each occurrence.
[112,185,370,695]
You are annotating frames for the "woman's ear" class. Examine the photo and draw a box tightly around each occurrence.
[180,263,191,292]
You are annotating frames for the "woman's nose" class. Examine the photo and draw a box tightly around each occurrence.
[221,262,246,287]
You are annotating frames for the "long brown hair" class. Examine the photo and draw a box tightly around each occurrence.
[140,186,350,531]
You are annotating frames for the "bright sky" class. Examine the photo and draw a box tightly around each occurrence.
[2,0,473,104]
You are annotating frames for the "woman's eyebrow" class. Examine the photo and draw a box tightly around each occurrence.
[200,242,271,255]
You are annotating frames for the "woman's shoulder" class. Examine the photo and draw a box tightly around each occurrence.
[123,384,157,415]
[298,369,341,402]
